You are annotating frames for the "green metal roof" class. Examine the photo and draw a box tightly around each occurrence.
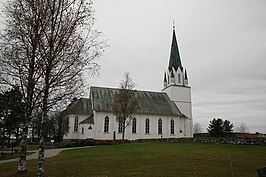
[62,98,93,116]
[168,28,182,71]
[185,69,188,80]
[91,86,183,117]
[79,114,94,124]
[62,87,186,118]
[164,72,167,82]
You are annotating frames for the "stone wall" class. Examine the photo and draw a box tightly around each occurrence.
[135,137,266,145]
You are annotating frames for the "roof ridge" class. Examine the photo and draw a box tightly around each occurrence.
[91,86,166,95]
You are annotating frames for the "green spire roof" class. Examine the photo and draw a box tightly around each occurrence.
[168,27,182,71]
[185,69,188,80]
[164,72,167,82]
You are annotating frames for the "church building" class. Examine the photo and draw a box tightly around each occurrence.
[63,26,193,140]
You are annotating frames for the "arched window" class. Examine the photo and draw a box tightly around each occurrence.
[145,118,150,134]
[104,116,109,133]
[158,119,162,134]
[74,116,78,132]
[132,117,137,133]
[170,119,174,135]
[178,73,181,83]
[118,120,123,133]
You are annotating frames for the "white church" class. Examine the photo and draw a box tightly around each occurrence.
[63,27,193,140]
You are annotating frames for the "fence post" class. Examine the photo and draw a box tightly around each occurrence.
[113,131,116,145]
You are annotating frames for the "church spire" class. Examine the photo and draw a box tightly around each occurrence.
[168,25,182,71]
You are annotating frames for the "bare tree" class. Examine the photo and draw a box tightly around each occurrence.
[113,73,138,143]
[0,0,45,172]
[36,1,105,176]
[0,0,106,175]
[193,122,203,134]
[235,122,249,133]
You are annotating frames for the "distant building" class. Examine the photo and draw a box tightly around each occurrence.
[62,26,193,140]
[235,132,266,138]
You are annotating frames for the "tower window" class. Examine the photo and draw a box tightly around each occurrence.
[118,120,123,133]
[178,73,181,83]
[74,116,78,132]
[145,118,150,134]
[158,119,162,134]
[104,116,109,133]
[170,119,174,135]
[132,117,137,133]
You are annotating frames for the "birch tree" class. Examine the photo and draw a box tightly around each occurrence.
[113,73,138,143]
[0,0,44,172]
[36,1,105,175]
[0,0,106,175]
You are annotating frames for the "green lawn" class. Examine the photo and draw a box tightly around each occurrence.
[0,142,265,177]
[0,144,56,151]
[0,152,34,161]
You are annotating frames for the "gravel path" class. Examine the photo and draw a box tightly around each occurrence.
[0,146,94,164]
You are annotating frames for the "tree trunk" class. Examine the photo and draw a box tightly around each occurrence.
[8,132,11,146]
[18,126,28,172]
[1,128,5,148]
[31,123,34,142]
[122,129,125,144]
[16,127,19,143]
[37,107,48,177]
[122,118,125,144]
[37,113,47,177]
[18,55,35,172]
[37,136,45,177]
[37,74,49,176]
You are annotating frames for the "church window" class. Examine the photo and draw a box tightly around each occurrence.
[118,120,123,133]
[178,73,181,83]
[74,116,78,132]
[170,119,174,135]
[158,119,162,134]
[81,127,84,134]
[132,117,137,133]
[104,116,109,133]
[145,118,150,134]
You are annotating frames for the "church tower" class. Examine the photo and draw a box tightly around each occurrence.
[162,25,192,137]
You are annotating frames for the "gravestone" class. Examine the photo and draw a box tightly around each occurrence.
[257,166,266,177]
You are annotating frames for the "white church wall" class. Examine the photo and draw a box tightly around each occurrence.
[64,111,191,140]
[184,119,193,137]
[115,113,187,140]
[78,124,94,139]
[163,86,192,119]
[64,114,91,139]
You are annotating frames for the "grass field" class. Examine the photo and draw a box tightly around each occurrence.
[0,142,266,177]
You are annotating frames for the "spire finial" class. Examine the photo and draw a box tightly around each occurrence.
[173,21,175,29]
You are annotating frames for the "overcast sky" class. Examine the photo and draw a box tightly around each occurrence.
[0,0,265,133]
[90,0,266,133]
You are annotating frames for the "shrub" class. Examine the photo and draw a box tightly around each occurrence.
[57,139,96,148]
